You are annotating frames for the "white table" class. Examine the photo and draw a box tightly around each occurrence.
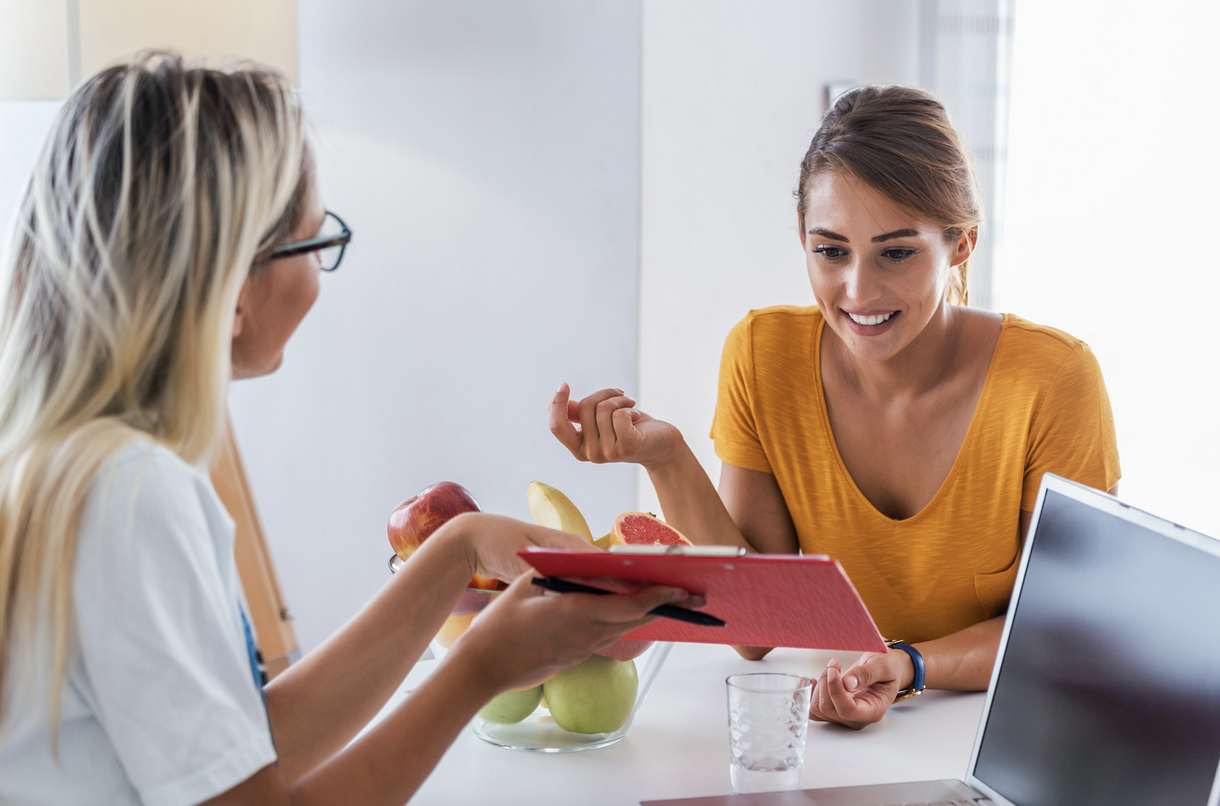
[374,644,987,806]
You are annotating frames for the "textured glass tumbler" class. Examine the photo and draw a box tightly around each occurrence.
[726,673,813,794]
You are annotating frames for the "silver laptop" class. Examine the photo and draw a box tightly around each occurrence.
[642,473,1220,806]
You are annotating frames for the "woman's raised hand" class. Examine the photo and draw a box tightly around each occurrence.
[548,383,683,470]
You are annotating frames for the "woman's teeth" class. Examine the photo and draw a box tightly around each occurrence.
[847,312,895,326]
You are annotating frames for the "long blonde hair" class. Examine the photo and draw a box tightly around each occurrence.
[0,52,311,731]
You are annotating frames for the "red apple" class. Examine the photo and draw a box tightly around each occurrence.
[388,482,496,588]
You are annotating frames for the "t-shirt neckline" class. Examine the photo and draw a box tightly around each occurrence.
[811,309,1010,525]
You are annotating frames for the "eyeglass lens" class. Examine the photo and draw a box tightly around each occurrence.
[318,213,347,271]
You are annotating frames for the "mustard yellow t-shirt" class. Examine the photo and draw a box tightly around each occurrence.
[710,306,1121,643]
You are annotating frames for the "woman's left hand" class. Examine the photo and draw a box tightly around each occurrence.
[436,511,594,584]
[808,652,911,730]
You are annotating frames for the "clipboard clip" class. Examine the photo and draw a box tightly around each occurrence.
[607,544,747,557]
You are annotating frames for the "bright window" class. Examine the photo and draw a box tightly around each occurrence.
[999,0,1220,536]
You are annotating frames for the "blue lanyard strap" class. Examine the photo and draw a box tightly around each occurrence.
[240,606,277,752]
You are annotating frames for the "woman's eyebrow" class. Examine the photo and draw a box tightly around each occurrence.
[872,228,919,242]
[807,227,921,243]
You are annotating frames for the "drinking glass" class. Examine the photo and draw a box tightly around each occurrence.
[726,672,813,794]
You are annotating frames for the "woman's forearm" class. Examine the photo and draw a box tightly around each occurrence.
[916,615,1005,691]
[644,441,750,549]
[264,524,475,783]
[286,646,497,806]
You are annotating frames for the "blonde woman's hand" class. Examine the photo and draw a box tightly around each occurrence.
[449,571,690,693]
[548,383,683,471]
[434,512,593,585]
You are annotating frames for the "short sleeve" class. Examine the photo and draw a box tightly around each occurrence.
[710,314,772,473]
[73,445,276,806]
[1023,342,1122,510]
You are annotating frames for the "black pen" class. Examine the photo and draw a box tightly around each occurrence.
[531,576,726,627]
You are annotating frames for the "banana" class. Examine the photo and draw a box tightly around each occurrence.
[527,480,594,541]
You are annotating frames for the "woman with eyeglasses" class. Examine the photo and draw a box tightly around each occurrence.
[0,53,688,805]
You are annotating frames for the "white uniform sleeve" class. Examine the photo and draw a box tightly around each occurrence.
[73,444,277,806]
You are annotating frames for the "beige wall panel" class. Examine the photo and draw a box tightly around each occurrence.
[77,0,298,82]
[0,0,72,99]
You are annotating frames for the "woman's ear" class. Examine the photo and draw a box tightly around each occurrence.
[232,276,252,338]
[950,227,978,267]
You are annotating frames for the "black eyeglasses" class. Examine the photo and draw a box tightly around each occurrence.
[267,211,352,272]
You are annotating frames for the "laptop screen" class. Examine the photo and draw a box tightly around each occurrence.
[972,486,1220,806]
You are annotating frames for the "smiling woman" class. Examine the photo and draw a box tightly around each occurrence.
[548,84,1121,730]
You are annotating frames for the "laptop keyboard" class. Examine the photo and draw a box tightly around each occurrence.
[879,800,994,806]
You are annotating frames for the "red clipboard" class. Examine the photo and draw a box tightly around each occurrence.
[520,548,886,653]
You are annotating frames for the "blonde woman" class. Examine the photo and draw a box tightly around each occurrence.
[0,54,689,805]
[551,85,1120,729]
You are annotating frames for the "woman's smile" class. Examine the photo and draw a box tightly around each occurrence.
[843,309,900,334]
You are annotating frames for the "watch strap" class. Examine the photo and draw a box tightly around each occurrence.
[885,639,925,702]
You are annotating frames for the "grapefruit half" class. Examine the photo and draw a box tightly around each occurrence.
[599,511,693,549]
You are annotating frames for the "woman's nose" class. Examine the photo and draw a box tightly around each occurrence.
[843,260,881,304]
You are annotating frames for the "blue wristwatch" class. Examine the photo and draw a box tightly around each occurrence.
[885,639,925,702]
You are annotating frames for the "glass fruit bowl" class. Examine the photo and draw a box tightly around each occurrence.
[389,553,672,752]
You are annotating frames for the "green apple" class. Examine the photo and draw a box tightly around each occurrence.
[543,655,638,734]
[477,686,543,724]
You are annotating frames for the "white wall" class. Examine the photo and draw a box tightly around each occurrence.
[999,0,1220,538]
[0,101,61,251]
[636,1,922,515]
[226,0,643,653]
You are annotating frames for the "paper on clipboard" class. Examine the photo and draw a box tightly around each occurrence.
[520,548,886,653]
